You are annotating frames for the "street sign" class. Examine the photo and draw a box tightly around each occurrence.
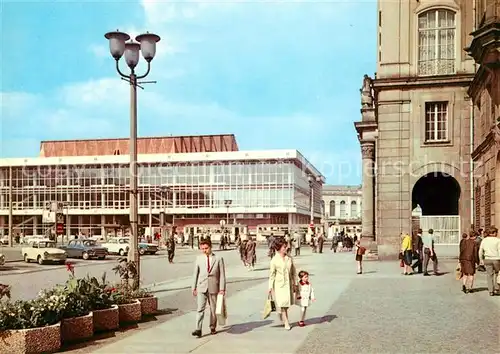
[56,223,64,235]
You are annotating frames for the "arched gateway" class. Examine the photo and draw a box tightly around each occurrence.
[412,172,461,244]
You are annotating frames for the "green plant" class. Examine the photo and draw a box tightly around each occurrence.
[109,284,136,305]
[0,291,65,330]
[131,287,153,299]
[113,259,139,290]
[84,274,115,310]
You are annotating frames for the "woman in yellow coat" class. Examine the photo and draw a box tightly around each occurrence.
[268,237,297,330]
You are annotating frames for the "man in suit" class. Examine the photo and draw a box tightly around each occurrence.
[192,239,226,338]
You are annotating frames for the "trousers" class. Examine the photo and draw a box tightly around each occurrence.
[196,291,217,331]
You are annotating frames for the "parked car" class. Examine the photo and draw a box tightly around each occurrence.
[100,237,158,256]
[139,242,159,255]
[60,239,107,260]
[100,237,130,256]
[22,239,67,265]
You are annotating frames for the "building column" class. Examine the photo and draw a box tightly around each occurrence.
[361,140,375,240]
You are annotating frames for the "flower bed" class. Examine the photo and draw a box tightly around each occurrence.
[0,322,61,354]
[61,312,93,343]
[93,305,119,332]
[118,300,142,324]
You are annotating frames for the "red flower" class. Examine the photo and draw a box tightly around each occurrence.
[65,262,75,275]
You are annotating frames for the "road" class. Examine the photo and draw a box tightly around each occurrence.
[0,246,247,301]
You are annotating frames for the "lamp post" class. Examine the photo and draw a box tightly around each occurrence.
[224,199,232,225]
[104,30,160,286]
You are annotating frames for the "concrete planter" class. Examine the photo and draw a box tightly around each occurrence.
[0,322,61,354]
[137,296,158,316]
[61,312,93,344]
[93,305,119,332]
[118,300,141,324]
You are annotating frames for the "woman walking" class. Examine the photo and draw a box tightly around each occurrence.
[268,238,297,330]
[400,233,413,275]
[459,232,479,293]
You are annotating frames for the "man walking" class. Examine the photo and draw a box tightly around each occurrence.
[166,234,176,264]
[317,231,325,253]
[292,230,301,256]
[422,229,439,276]
[411,229,423,273]
[192,239,226,337]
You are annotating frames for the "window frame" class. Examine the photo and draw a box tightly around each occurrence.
[417,8,457,76]
[424,101,450,143]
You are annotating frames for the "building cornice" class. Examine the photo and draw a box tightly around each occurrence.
[373,74,474,91]
[471,131,494,161]
[466,22,500,65]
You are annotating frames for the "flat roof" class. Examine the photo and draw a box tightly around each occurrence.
[0,149,323,178]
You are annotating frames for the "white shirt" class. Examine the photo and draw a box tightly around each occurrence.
[479,237,500,260]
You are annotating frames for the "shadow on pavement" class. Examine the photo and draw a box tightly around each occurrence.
[303,314,337,325]
[225,319,273,334]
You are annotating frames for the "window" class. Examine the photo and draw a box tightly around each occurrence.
[418,9,456,75]
[329,201,335,217]
[475,185,481,230]
[350,201,357,218]
[339,200,346,218]
[425,102,449,142]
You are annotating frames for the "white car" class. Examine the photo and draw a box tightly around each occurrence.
[22,239,67,265]
[101,237,130,256]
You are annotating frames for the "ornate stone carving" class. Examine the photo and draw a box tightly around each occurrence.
[360,74,374,109]
[491,123,500,148]
[361,143,375,160]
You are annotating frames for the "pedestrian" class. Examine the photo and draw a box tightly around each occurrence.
[458,232,479,294]
[191,239,226,338]
[292,230,301,256]
[400,233,413,275]
[245,236,256,270]
[422,229,439,276]
[268,233,276,259]
[296,270,316,327]
[478,226,500,296]
[355,239,366,274]
[317,232,324,253]
[166,234,176,263]
[268,237,297,331]
[411,229,423,273]
[331,234,339,252]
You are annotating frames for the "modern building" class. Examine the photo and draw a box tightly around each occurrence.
[355,0,475,258]
[467,1,500,231]
[0,135,324,239]
[321,185,362,236]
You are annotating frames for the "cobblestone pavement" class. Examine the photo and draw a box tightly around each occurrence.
[57,248,499,354]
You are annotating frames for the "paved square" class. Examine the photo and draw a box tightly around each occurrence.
[90,249,499,354]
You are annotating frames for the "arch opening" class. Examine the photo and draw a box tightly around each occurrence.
[412,172,461,215]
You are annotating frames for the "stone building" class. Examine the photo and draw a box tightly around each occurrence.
[321,185,362,237]
[355,0,476,258]
[468,1,500,231]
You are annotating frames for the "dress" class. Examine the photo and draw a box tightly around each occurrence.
[245,240,256,265]
[269,254,297,308]
[297,281,315,307]
[459,238,478,275]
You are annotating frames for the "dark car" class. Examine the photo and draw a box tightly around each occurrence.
[61,239,107,260]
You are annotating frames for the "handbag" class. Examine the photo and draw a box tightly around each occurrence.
[215,293,227,325]
[455,263,462,280]
[262,294,276,319]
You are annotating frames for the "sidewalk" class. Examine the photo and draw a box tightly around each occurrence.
[92,251,500,354]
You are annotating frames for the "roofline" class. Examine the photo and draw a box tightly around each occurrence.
[0,149,323,178]
[39,133,237,144]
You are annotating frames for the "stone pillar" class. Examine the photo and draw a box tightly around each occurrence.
[361,140,375,240]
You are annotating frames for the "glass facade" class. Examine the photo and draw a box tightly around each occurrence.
[0,160,321,214]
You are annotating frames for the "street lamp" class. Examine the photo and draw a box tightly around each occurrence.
[224,199,232,225]
[104,30,161,286]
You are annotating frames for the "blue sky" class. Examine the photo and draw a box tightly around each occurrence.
[0,0,377,185]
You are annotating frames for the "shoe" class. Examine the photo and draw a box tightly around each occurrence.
[284,323,291,330]
[423,273,430,276]
[191,330,202,338]
[210,328,217,335]
[298,321,305,327]
[462,285,466,293]
[489,292,495,296]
